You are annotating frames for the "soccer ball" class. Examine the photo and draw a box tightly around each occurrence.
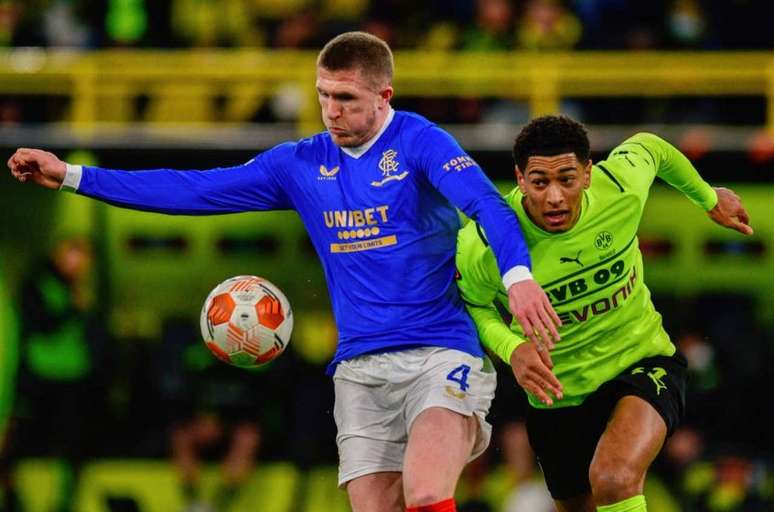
[200,275,293,368]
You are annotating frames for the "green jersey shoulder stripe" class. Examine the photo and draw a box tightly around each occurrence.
[597,163,624,192]
[475,222,489,247]
[626,141,657,168]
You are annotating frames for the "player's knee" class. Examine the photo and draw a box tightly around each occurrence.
[403,479,451,508]
[589,459,642,502]
[404,489,450,508]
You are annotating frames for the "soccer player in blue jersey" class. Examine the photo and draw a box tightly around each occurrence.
[8,32,561,512]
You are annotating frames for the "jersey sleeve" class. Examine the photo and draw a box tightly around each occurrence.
[456,221,526,363]
[602,132,717,210]
[76,143,295,214]
[416,125,531,277]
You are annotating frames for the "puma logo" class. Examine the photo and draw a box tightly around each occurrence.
[632,366,668,395]
[560,250,583,267]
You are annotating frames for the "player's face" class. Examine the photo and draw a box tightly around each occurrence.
[516,153,592,233]
[316,66,393,148]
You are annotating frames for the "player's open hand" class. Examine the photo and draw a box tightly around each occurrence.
[508,279,561,349]
[7,148,66,190]
[708,187,753,235]
[510,342,563,407]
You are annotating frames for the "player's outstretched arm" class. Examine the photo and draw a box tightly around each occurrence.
[10,144,293,215]
[8,148,66,190]
[615,133,751,233]
[707,187,753,235]
[420,125,562,345]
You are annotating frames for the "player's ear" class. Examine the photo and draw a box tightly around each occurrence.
[379,85,394,104]
[515,166,527,193]
[583,159,592,189]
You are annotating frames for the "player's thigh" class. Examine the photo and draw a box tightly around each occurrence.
[590,395,667,489]
[402,407,478,500]
[346,471,403,512]
[402,348,497,460]
[589,352,687,491]
[401,349,496,500]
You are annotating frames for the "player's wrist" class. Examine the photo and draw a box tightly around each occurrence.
[502,265,532,290]
[60,163,83,192]
[505,338,527,364]
[701,186,719,211]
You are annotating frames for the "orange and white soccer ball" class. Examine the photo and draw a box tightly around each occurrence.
[200,275,293,368]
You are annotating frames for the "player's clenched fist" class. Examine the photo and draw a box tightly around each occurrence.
[510,342,563,407]
[7,148,66,190]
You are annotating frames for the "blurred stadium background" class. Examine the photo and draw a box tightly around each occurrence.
[0,0,773,511]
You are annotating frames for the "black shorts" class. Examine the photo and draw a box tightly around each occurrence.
[526,352,687,500]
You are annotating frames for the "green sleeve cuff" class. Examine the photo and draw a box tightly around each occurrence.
[695,184,718,211]
[466,302,526,364]
[497,337,526,364]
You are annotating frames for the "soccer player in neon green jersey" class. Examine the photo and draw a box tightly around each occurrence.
[455,115,753,512]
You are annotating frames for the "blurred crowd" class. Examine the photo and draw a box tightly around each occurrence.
[0,0,772,51]
[2,1,773,133]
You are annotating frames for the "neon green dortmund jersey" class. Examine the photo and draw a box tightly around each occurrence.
[456,132,718,409]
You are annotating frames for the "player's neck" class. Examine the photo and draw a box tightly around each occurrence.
[341,106,394,159]
[368,105,391,140]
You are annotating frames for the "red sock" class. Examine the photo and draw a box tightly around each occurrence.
[405,497,456,512]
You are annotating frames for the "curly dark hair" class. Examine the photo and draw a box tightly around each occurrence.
[512,115,590,171]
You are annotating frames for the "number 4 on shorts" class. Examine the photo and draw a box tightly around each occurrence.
[446,364,471,391]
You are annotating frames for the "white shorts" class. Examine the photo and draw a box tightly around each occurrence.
[333,347,497,487]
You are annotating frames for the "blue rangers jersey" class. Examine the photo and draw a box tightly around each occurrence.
[69,110,531,373]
